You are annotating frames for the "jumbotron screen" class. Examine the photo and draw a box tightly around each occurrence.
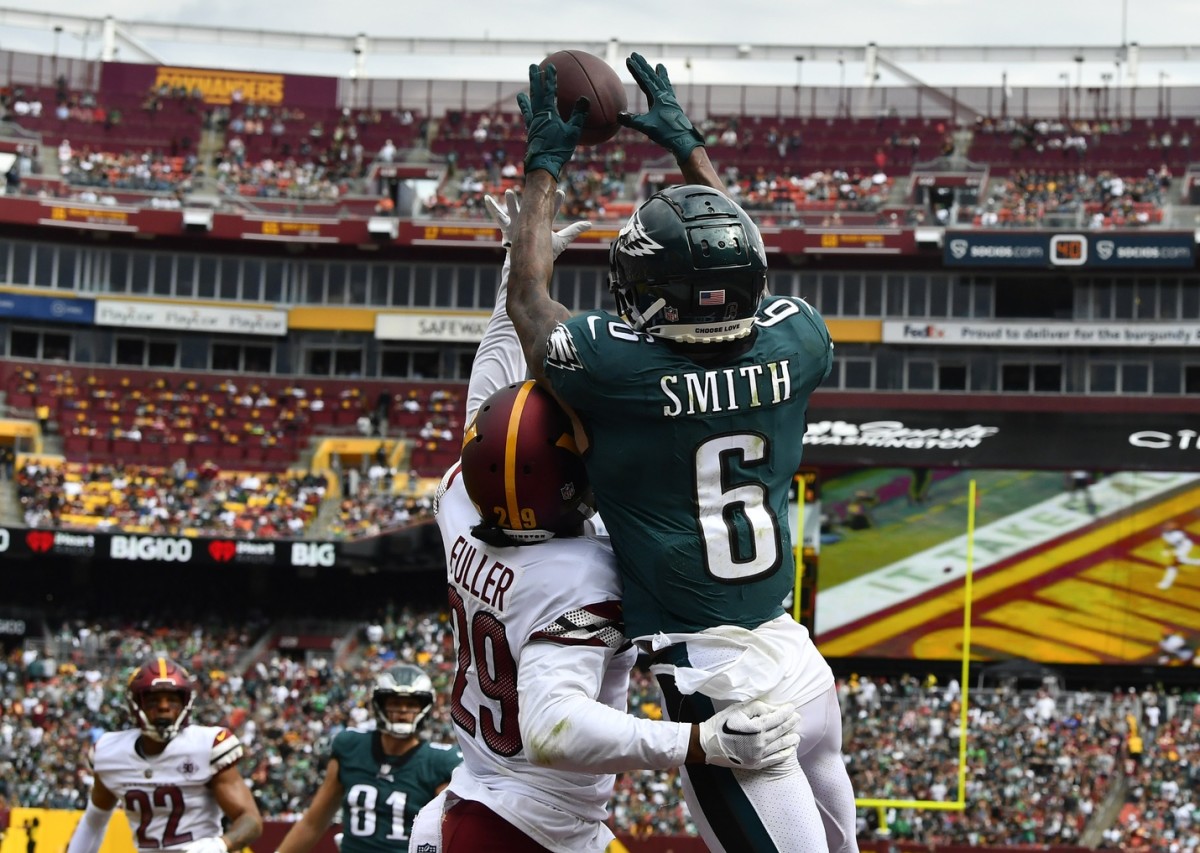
[810,467,1200,667]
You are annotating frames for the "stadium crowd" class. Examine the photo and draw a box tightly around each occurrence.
[1,613,1196,849]
[13,97,1188,233]
[977,167,1169,228]
[15,460,327,538]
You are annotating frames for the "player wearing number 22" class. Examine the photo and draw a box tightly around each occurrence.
[65,658,263,853]
[275,664,461,853]
[508,53,860,851]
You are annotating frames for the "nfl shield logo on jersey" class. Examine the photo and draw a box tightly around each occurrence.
[415,846,437,853]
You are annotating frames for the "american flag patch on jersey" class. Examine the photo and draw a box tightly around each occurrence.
[699,290,726,305]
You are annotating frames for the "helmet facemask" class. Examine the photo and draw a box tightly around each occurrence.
[133,689,194,743]
[372,665,435,738]
[126,658,196,744]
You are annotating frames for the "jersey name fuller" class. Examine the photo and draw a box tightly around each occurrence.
[449,535,517,612]
[659,359,795,417]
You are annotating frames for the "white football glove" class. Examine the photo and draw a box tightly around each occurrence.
[183,838,227,853]
[484,188,591,257]
[698,699,800,770]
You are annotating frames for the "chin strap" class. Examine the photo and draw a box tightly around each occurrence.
[627,298,667,331]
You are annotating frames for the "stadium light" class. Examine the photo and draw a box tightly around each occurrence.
[837,55,846,118]
[793,55,804,118]
[367,216,399,241]
[1074,55,1084,121]
[182,208,214,232]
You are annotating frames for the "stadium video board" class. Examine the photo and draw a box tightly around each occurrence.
[811,467,1200,667]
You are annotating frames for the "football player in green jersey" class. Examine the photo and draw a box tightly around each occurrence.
[275,665,461,853]
[507,54,859,852]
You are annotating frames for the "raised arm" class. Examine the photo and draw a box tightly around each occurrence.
[475,188,590,411]
[618,53,724,194]
[508,174,571,383]
[508,63,588,384]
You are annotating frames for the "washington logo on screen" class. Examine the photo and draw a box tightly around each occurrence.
[1096,240,1115,261]
[949,239,969,259]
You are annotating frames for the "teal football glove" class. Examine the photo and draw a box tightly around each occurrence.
[517,63,588,180]
[618,52,704,164]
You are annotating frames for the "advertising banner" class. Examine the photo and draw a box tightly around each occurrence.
[40,203,137,232]
[0,528,338,568]
[375,311,491,342]
[95,299,288,336]
[882,320,1200,347]
[944,231,1195,268]
[0,292,95,324]
[99,60,338,108]
[803,408,1200,471]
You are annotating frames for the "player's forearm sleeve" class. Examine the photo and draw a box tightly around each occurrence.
[67,800,114,853]
[517,642,690,772]
[465,254,526,426]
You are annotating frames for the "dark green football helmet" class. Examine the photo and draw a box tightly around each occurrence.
[372,664,435,737]
[608,185,768,343]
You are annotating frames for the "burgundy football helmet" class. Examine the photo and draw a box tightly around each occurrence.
[126,656,195,743]
[460,380,589,545]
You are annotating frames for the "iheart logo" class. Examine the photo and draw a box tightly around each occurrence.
[208,541,236,563]
[26,531,54,553]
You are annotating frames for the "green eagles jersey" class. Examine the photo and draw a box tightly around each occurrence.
[544,295,833,637]
[332,729,461,853]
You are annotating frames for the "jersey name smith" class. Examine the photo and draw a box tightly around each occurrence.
[659,359,794,417]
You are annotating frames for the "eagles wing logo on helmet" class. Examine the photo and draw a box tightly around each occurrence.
[615,211,664,258]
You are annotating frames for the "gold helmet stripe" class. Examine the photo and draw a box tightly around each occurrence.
[503,381,535,529]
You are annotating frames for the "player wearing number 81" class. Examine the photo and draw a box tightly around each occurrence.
[274,664,461,853]
[65,657,263,853]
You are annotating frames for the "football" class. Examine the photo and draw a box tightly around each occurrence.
[539,49,627,146]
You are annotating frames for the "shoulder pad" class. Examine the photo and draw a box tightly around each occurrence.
[211,727,243,771]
